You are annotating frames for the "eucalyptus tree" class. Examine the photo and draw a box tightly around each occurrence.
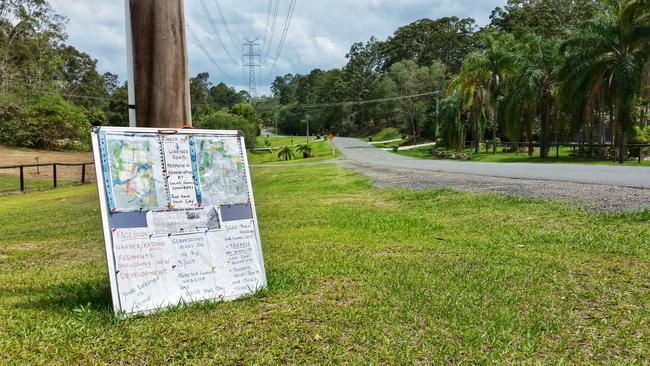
[560,0,650,162]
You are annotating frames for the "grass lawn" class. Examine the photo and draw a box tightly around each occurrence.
[248,139,339,165]
[396,145,650,167]
[364,127,403,142]
[0,173,78,194]
[1,164,649,364]
[255,135,321,148]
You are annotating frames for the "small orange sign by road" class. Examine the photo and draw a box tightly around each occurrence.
[327,133,334,141]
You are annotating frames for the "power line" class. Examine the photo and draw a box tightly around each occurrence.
[198,0,239,65]
[266,0,297,80]
[186,23,233,79]
[252,91,442,110]
[263,0,273,47]
[263,0,281,62]
[213,0,241,55]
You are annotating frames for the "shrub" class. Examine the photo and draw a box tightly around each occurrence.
[0,94,90,150]
[194,108,257,148]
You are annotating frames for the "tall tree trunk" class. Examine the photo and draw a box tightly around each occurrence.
[539,105,549,159]
[475,117,480,154]
[525,109,534,157]
[491,109,497,154]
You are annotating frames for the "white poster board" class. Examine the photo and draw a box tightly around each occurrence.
[91,127,266,315]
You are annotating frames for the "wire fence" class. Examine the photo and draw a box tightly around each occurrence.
[0,162,95,194]
[452,141,650,163]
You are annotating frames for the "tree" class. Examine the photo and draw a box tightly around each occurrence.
[277,146,295,161]
[500,35,562,158]
[209,82,246,108]
[0,94,90,149]
[295,144,312,158]
[105,82,129,127]
[189,72,211,114]
[381,17,478,73]
[375,60,447,144]
[489,0,604,38]
[194,108,257,148]
[559,0,650,162]
[451,32,514,153]
[438,91,465,151]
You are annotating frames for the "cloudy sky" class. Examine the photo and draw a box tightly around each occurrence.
[49,0,506,95]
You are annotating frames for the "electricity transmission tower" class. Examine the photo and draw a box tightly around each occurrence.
[242,38,261,98]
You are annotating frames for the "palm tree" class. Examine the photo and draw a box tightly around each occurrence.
[449,55,489,154]
[560,0,650,163]
[451,33,514,154]
[295,144,313,158]
[438,90,466,152]
[277,146,295,161]
[499,35,562,158]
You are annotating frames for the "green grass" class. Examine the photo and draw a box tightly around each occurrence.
[365,127,402,142]
[248,139,339,165]
[0,173,77,194]
[1,164,649,364]
[255,135,321,148]
[396,145,650,166]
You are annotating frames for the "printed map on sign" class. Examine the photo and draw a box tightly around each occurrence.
[106,135,168,211]
[195,137,249,205]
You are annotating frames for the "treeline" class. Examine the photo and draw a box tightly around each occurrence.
[264,0,650,162]
[0,0,129,150]
[0,0,263,151]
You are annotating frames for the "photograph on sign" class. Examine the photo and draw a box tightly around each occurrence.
[92,127,267,316]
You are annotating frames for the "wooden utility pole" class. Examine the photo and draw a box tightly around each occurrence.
[127,0,192,128]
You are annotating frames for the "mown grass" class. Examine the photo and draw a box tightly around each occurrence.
[248,139,338,165]
[255,136,321,148]
[365,127,402,142]
[397,145,650,166]
[1,164,649,364]
[0,173,78,194]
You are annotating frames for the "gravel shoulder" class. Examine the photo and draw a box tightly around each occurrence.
[339,160,650,212]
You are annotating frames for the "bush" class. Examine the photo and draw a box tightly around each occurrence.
[194,108,257,149]
[0,94,91,150]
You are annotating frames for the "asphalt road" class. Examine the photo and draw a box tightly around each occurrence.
[332,137,650,189]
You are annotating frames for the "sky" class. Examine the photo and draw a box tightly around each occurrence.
[49,0,506,95]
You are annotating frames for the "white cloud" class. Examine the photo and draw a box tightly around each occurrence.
[49,0,506,95]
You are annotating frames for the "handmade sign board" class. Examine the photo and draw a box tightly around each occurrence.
[91,127,266,316]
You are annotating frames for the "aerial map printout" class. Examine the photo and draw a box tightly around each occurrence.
[92,127,266,315]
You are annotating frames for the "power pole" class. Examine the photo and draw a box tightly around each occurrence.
[242,38,261,98]
[127,0,192,128]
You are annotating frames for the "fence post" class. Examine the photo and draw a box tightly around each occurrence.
[53,164,57,188]
[515,143,518,156]
[81,164,86,184]
[19,166,24,192]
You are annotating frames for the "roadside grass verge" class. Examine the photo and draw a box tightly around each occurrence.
[255,136,321,148]
[0,164,648,364]
[365,127,402,142]
[396,145,650,166]
[248,139,338,165]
